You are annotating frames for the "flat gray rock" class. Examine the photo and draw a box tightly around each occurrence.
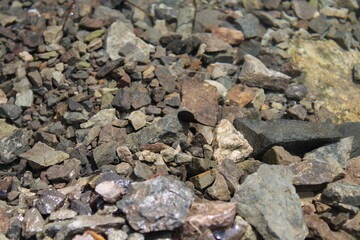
[231,164,308,240]
[125,112,188,152]
[234,118,343,157]
[117,176,194,233]
[337,122,360,158]
[0,128,31,164]
[323,182,360,211]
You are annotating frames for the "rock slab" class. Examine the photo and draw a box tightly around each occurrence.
[231,164,308,240]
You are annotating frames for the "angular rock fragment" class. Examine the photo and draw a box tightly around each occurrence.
[22,208,45,238]
[234,118,343,157]
[190,169,216,190]
[125,112,188,151]
[181,201,237,240]
[179,77,219,127]
[106,21,154,62]
[290,160,345,189]
[305,214,349,240]
[262,146,301,165]
[194,33,232,52]
[20,142,69,169]
[80,109,117,129]
[205,171,231,201]
[342,212,360,238]
[43,159,81,183]
[0,127,31,164]
[213,119,253,163]
[239,55,291,91]
[292,0,317,20]
[54,215,125,240]
[93,141,119,168]
[337,122,360,158]
[322,182,360,210]
[117,177,194,233]
[35,189,66,215]
[231,164,308,240]
[128,111,147,130]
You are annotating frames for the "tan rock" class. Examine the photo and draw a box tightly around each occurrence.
[262,146,302,165]
[211,27,244,45]
[226,85,256,107]
[288,39,360,123]
[213,119,253,163]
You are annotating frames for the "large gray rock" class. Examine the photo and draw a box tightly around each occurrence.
[125,112,188,151]
[234,118,343,157]
[231,164,308,240]
[106,21,154,62]
[0,128,31,164]
[117,176,194,233]
[322,182,360,211]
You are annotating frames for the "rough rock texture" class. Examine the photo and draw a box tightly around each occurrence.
[54,215,125,240]
[181,201,237,240]
[179,78,219,127]
[213,119,253,163]
[289,40,360,123]
[234,118,343,157]
[0,129,31,164]
[239,55,291,91]
[231,164,308,240]
[20,142,69,169]
[337,122,360,158]
[117,177,194,233]
[125,112,188,151]
[322,182,360,210]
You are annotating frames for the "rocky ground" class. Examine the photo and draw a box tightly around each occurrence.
[0,0,360,239]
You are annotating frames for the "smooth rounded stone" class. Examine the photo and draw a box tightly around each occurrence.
[231,164,308,240]
[226,84,256,107]
[63,112,89,124]
[239,55,291,91]
[93,141,119,168]
[0,103,22,120]
[54,215,125,240]
[181,201,237,239]
[115,162,132,176]
[49,209,78,221]
[95,181,126,203]
[234,118,343,157]
[108,230,128,240]
[43,25,63,44]
[213,119,253,163]
[323,182,360,210]
[179,78,219,127]
[0,129,31,164]
[19,142,69,169]
[35,189,67,215]
[80,108,117,129]
[106,20,154,62]
[133,161,153,180]
[205,171,231,201]
[15,89,34,108]
[117,176,195,233]
[22,208,45,238]
[44,159,81,183]
[262,146,302,165]
[292,0,317,20]
[128,111,147,130]
[285,84,308,100]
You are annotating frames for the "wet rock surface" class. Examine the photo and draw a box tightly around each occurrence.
[0,0,359,239]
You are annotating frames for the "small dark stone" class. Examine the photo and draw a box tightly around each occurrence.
[234,14,261,39]
[20,30,44,48]
[130,83,151,109]
[151,87,166,103]
[70,199,92,215]
[0,103,22,120]
[155,65,176,93]
[166,40,187,55]
[112,87,132,110]
[35,189,66,215]
[96,58,124,78]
